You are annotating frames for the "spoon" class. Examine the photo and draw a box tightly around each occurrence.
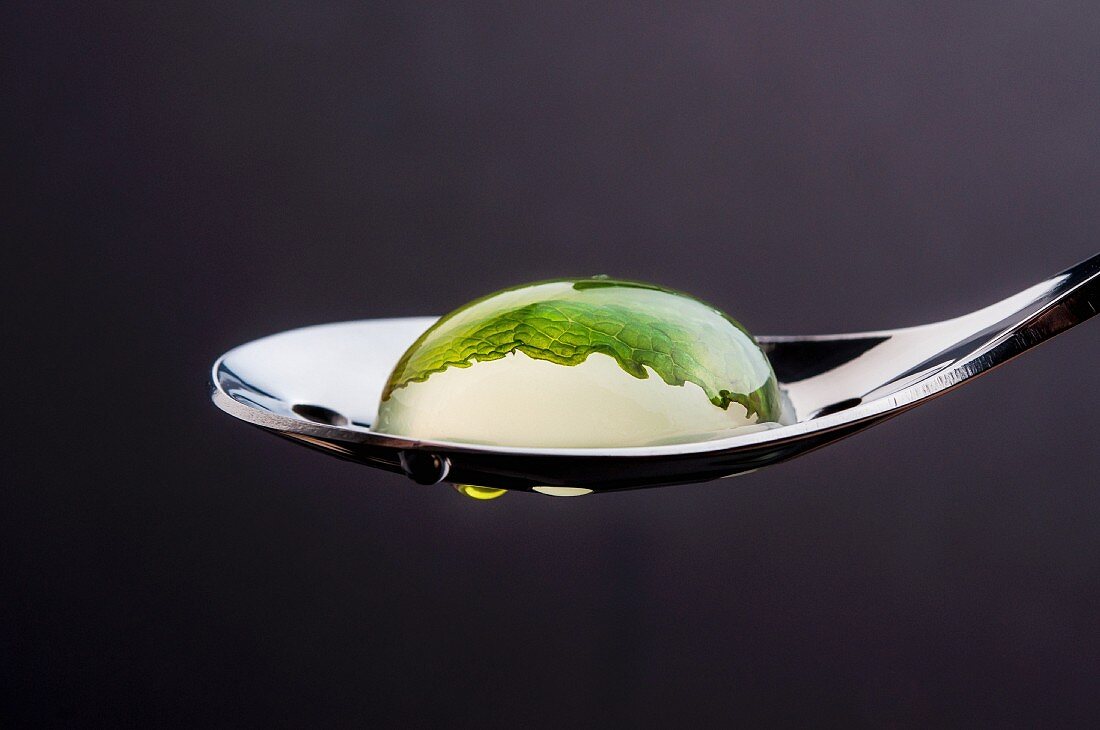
[210,252,1099,495]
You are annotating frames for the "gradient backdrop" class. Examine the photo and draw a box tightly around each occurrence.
[8,2,1100,726]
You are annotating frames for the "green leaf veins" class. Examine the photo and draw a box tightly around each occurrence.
[382,296,781,422]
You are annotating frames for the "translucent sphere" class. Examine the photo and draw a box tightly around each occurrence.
[375,278,781,448]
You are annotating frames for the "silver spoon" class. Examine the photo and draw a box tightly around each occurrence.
[210,252,1099,495]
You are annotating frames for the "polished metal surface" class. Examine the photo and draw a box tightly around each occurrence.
[211,253,1099,494]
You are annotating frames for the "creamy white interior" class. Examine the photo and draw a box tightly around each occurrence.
[375,351,762,448]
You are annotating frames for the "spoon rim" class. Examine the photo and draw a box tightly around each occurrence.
[210,320,937,459]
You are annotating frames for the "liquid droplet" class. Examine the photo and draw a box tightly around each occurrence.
[454,484,507,500]
[532,486,593,497]
[399,451,450,485]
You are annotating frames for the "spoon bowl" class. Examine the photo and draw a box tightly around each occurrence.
[211,253,1099,494]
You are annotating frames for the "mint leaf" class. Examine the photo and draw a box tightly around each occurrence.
[382,281,781,422]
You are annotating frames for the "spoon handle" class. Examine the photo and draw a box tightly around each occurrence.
[1038,251,1100,328]
[979,251,1099,356]
[843,252,1100,408]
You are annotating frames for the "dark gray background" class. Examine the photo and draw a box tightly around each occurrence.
[7,2,1100,726]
